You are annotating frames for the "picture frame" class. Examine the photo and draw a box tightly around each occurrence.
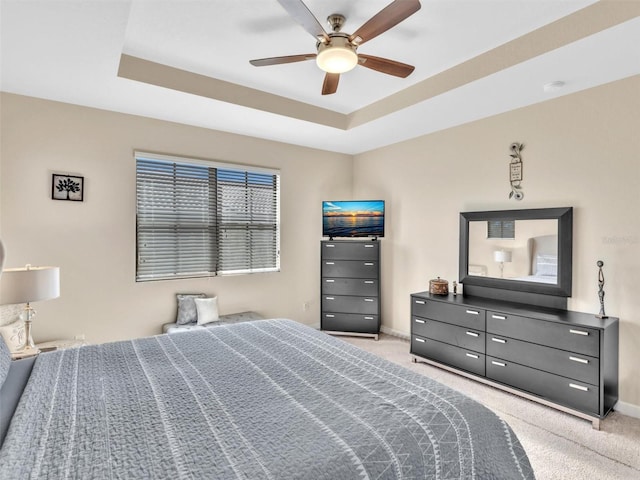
[509,161,523,182]
[52,174,84,201]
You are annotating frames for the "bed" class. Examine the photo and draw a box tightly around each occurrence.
[0,319,534,479]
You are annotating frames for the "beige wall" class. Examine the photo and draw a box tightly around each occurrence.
[353,75,640,409]
[0,93,352,343]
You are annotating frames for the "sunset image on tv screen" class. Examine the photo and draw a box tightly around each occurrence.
[322,200,384,237]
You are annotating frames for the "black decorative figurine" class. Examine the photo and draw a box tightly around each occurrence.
[596,260,608,319]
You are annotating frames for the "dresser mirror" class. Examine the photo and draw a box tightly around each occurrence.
[459,207,573,297]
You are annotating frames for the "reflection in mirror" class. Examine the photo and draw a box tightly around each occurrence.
[468,219,558,284]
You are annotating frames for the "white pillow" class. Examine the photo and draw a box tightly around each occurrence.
[195,297,220,325]
[0,319,26,353]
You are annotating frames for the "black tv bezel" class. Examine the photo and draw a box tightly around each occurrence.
[322,199,385,239]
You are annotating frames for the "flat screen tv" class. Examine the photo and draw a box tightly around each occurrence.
[322,200,385,238]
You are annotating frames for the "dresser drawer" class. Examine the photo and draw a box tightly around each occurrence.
[322,295,378,315]
[412,317,485,354]
[486,334,599,385]
[487,311,600,357]
[322,313,378,334]
[322,241,378,260]
[411,298,486,330]
[486,355,599,415]
[411,335,485,376]
[322,260,378,279]
[321,278,378,296]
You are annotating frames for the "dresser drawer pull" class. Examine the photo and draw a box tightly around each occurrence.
[491,338,507,344]
[364,298,374,302]
[325,297,335,300]
[415,337,425,343]
[364,280,375,284]
[465,331,479,337]
[491,314,506,320]
[569,356,589,364]
[326,244,335,248]
[325,262,335,265]
[414,318,426,324]
[569,383,589,392]
[466,353,479,359]
[491,361,506,367]
[465,310,479,315]
[364,262,375,266]
[325,314,335,318]
[415,300,426,305]
[325,279,335,283]
[364,244,374,248]
[570,329,589,336]
[364,316,374,320]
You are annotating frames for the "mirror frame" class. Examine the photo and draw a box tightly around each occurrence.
[459,207,573,297]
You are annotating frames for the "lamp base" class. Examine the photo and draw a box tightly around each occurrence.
[15,303,40,354]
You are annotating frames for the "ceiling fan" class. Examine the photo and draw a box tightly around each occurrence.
[249,0,421,95]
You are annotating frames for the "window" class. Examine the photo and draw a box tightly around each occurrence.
[487,220,515,239]
[136,153,280,281]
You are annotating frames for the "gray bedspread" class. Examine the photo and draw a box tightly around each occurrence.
[0,319,534,479]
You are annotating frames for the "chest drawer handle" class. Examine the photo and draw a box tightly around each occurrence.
[492,314,506,320]
[415,300,426,305]
[325,262,335,265]
[465,310,479,315]
[325,279,335,283]
[364,280,374,284]
[491,338,507,344]
[569,356,589,364]
[326,244,335,248]
[466,331,479,337]
[325,314,335,318]
[414,318,426,324]
[570,329,589,336]
[466,353,479,359]
[325,297,335,300]
[364,316,374,320]
[415,337,425,343]
[491,361,506,367]
[364,244,374,248]
[569,383,589,392]
[364,298,374,302]
[364,262,375,266]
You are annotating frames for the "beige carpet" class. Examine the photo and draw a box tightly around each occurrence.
[341,334,640,480]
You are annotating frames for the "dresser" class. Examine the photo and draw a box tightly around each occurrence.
[410,292,618,429]
[321,240,380,339]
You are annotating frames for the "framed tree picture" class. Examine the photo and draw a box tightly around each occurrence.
[52,174,84,201]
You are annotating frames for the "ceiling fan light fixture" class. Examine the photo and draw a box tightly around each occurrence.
[316,36,358,74]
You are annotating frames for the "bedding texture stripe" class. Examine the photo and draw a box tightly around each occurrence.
[0,319,534,479]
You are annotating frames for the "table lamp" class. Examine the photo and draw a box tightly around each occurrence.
[0,264,60,354]
[493,250,512,278]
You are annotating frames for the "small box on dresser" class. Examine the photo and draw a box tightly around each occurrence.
[321,240,380,339]
[410,292,618,429]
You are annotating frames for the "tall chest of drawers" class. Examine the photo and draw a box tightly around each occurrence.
[321,240,380,339]
[410,292,618,428]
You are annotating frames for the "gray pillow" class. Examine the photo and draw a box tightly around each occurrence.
[0,336,11,387]
[176,293,206,325]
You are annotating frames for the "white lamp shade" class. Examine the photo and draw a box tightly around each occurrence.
[0,266,60,304]
[494,250,512,263]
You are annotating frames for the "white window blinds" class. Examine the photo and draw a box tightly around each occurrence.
[136,154,280,281]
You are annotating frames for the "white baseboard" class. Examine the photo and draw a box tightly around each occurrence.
[614,400,640,419]
[380,325,410,340]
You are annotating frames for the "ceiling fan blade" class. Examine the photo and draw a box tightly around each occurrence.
[250,54,316,67]
[322,73,340,95]
[349,0,421,45]
[358,54,415,78]
[277,0,329,42]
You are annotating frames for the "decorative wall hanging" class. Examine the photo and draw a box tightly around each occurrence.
[508,142,524,200]
[596,260,608,318]
[52,174,84,201]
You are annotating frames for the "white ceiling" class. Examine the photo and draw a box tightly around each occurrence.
[1,0,639,155]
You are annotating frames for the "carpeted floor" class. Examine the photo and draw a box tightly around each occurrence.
[341,333,640,480]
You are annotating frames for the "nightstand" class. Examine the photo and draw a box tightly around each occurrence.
[10,339,86,360]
